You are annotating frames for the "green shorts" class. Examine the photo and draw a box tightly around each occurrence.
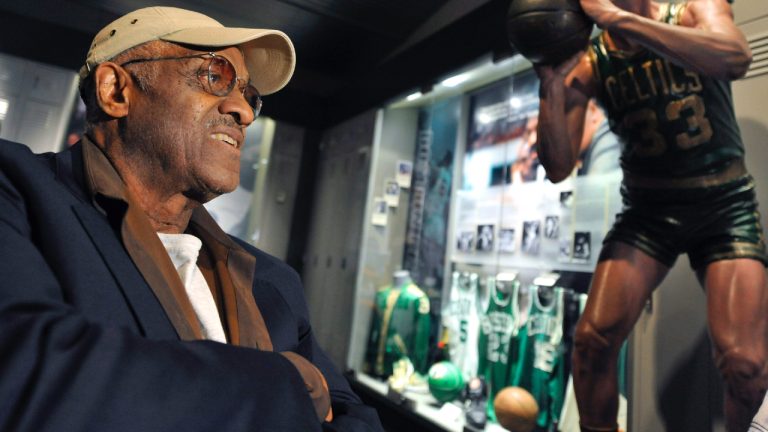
[604,175,768,270]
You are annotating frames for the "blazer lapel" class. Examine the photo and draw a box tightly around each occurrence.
[120,196,202,341]
[72,203,181,340]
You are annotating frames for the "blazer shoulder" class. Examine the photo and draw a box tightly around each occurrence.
[0,139,38,162]
[0,139,58,175]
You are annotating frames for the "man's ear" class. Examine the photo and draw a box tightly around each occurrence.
[93,62,132,119]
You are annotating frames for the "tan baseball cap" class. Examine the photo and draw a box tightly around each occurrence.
[80,6,296,95]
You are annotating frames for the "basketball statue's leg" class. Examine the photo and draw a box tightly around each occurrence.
[574,242,670,431]
[699,258,768,432]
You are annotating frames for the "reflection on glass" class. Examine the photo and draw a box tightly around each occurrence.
[0,97,8,136]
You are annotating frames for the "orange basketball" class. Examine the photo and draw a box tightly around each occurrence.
[493,386,539,432]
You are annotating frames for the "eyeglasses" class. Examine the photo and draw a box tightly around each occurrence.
[120,52,262,118]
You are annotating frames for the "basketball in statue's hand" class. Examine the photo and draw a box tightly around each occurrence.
[506,0,593,65]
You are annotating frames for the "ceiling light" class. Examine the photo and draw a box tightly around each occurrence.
[406,92,422,101]
[441,73,470,88]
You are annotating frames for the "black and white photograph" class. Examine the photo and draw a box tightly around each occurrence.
[384,179,400,207]
[371,197,388,226]
[522,220,541,255]
[396,160,413,188]
[457,231,475,252]
[573,231,592,261]
[476,224,495,252]
[544,215,559,239]
[498,228,516,253]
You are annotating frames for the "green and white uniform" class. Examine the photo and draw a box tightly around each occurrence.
[364,281,431,377]
[589,2,767,268]
[478,276,522,422]
[443,271,481,379]
[514,286,567,429]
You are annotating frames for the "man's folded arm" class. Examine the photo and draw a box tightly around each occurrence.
[252,252,384,432]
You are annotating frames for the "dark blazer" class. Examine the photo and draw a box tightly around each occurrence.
[0,140,382,432]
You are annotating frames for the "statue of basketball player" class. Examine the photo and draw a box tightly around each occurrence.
[532,0,768,430]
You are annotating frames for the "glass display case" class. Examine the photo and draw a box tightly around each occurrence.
[345,54,627,432]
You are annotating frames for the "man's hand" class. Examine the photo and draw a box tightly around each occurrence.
[280,352,334,422]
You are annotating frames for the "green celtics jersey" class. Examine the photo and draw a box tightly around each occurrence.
[478,276,523,422]
[589,2,744,178]
[514,286,566,429]
[364,281,431,377]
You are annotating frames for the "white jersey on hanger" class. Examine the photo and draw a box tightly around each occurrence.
[443,271,481,379]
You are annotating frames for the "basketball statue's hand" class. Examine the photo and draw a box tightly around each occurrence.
[579,0,623,29]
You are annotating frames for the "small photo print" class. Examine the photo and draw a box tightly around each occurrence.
[522,220,541,255]
[560,190,574,208]
[498,228,516,253]
[457,231,475,252]
[573,231,592,261]
[476,224,495,252]
[544,215,559,239]
[384,179,400,207]
[371,198,388,226]
[396,160,414,188]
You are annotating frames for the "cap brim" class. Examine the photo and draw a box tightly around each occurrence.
[162,27,295,95]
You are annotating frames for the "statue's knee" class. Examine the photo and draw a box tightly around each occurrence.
[716,348,767,404]
[574,320,612,359]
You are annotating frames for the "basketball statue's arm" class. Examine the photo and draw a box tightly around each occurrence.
[580,0,750,79]
[534,53,595,183]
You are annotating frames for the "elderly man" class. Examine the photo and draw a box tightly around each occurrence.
[533,0,768,431]
[0,7,382,431]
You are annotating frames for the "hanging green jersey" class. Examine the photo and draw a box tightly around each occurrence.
[588,2,744,178]
[478,276,523,422]
[514,285,567,429]
[364,281,431,377]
